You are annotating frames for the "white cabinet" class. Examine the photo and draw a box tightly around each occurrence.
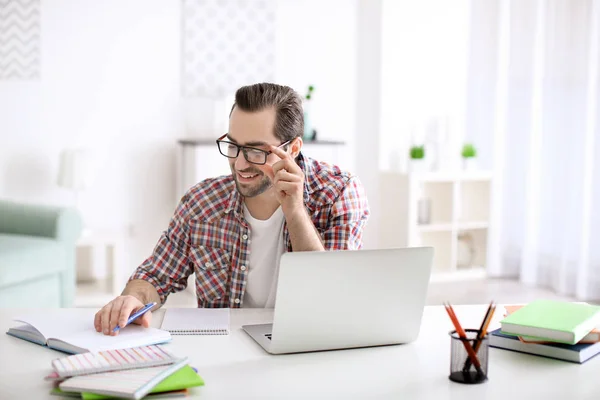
[176,139,347,204]
[379,171,493,280]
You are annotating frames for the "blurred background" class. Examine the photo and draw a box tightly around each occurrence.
[1,0,599,308]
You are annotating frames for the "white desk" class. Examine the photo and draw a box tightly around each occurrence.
[1,305,598,399]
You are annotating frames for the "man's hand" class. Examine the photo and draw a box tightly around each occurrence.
[94,295,152,336]
[267,144,305,217]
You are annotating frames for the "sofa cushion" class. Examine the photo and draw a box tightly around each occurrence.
[0,273,62,307]
[0,234,67,287]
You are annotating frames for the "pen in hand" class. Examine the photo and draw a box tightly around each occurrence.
[112,302,156,333]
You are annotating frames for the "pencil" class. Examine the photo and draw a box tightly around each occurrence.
[462,301,495,372]
[444,302,484,375]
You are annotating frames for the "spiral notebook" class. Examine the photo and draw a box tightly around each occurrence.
[161,308,230,335]
[50,345,184,378]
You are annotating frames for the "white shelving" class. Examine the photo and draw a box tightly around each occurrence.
[380,171,493,280]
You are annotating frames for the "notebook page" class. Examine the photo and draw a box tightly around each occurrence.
[13,309,98,340]
[52,345,181,377]
[57,325,172,353]
[161,308,230,334]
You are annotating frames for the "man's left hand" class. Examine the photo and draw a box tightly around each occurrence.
[267,144,305,216]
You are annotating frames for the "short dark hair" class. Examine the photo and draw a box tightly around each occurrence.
[230,83,304,142]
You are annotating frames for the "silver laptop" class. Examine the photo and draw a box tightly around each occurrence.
[242,247,434,354]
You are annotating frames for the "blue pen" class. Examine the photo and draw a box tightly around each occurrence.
[113,302,156,332]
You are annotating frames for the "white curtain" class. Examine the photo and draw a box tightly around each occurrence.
[471,0,600,300]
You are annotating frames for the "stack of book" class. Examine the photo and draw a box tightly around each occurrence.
[45,345,204,399]
[490,299,600,364]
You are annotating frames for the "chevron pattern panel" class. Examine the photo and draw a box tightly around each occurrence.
[0,0,40,80]
[181,0,276,98]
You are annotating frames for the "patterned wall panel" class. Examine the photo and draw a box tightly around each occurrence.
[0,0,41,80]
[181,0,276,98]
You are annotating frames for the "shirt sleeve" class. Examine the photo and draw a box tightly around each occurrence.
[128,194,193,305]
[322,176,370,250]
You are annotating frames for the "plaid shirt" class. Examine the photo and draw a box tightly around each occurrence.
[129,153,370,308]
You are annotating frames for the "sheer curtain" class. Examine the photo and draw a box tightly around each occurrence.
[476,0,600,300]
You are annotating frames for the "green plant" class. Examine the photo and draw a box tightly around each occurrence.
[461,143,477,158]
[305,85,315,100]
[410,145,425,160]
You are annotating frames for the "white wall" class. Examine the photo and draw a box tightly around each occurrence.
[379,0,471,172]
[0,0,361,279]
[1,0,184,278]
[274,0,357,172]
[355,0,382,249]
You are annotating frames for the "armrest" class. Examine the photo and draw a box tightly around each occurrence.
[0,199,82,242]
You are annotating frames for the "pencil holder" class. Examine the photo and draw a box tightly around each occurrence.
[448,329,489,384]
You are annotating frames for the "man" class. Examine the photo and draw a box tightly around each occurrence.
[94,83,370,335]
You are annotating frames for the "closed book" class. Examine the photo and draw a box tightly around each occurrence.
[58,359,189,400]
[489,328,600,364]
[504,305,600,344]
[499,299,600,345]
[80,365,205,400]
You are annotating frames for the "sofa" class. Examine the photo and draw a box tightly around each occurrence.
[0,199,82,307]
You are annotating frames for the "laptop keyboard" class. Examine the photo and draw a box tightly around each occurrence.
[265,333,272,340]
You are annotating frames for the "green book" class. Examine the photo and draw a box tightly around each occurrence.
[500,299,600,345]
[51,366,204,400]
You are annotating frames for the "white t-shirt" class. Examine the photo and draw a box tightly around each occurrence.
[242,204,286,308]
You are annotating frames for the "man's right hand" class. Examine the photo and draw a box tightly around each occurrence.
[94,295,152,336]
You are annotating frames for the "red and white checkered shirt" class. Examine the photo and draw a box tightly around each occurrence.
[129,153,370,308]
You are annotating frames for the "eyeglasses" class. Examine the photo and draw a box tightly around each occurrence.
[216,133,292,165]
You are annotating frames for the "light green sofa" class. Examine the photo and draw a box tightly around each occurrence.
[0,200,82,307]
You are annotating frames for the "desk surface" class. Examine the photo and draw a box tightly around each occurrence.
[1,305,598,399]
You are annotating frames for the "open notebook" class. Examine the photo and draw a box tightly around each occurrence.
[58,358,189,400]
[161,308,230,335]
[6,309,171,354]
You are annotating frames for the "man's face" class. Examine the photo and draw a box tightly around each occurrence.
[226,106,286,198]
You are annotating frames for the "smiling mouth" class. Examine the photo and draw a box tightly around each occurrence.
[236,171,261,181]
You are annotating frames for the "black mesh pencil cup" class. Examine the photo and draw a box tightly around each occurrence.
[448,329,489,384]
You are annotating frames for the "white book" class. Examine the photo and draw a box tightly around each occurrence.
[161,308,230,335]
[59,359,189,400]
[6,309,171,354]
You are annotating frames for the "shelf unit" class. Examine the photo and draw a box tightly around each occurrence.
[380,171,493,280]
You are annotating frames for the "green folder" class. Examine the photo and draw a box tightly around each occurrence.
[51,366,204,400]
[500,299,600,345]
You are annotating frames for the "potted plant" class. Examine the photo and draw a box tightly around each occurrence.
[461,143,477,170]
[303,85,315,141]
[409,145,428,173]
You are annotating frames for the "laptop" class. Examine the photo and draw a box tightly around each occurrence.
[241,247,434,354]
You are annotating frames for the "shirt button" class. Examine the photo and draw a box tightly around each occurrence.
[240,265,247,271]
[224,210,229,214]
[242,234,248,240]
[206,262,213,268]
[234,298,240,304]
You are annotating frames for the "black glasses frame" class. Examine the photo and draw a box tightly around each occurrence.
[216,133,293,165]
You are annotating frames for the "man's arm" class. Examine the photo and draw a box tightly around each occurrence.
[121,279,161,306]
[95,194,193,334]
[126,194,193,306]
[268,144,324,251]
[285,207,325,252]
[320,176,370,250]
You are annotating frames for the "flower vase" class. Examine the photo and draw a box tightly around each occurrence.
[462,158,477,171]
[409,159,429,174]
